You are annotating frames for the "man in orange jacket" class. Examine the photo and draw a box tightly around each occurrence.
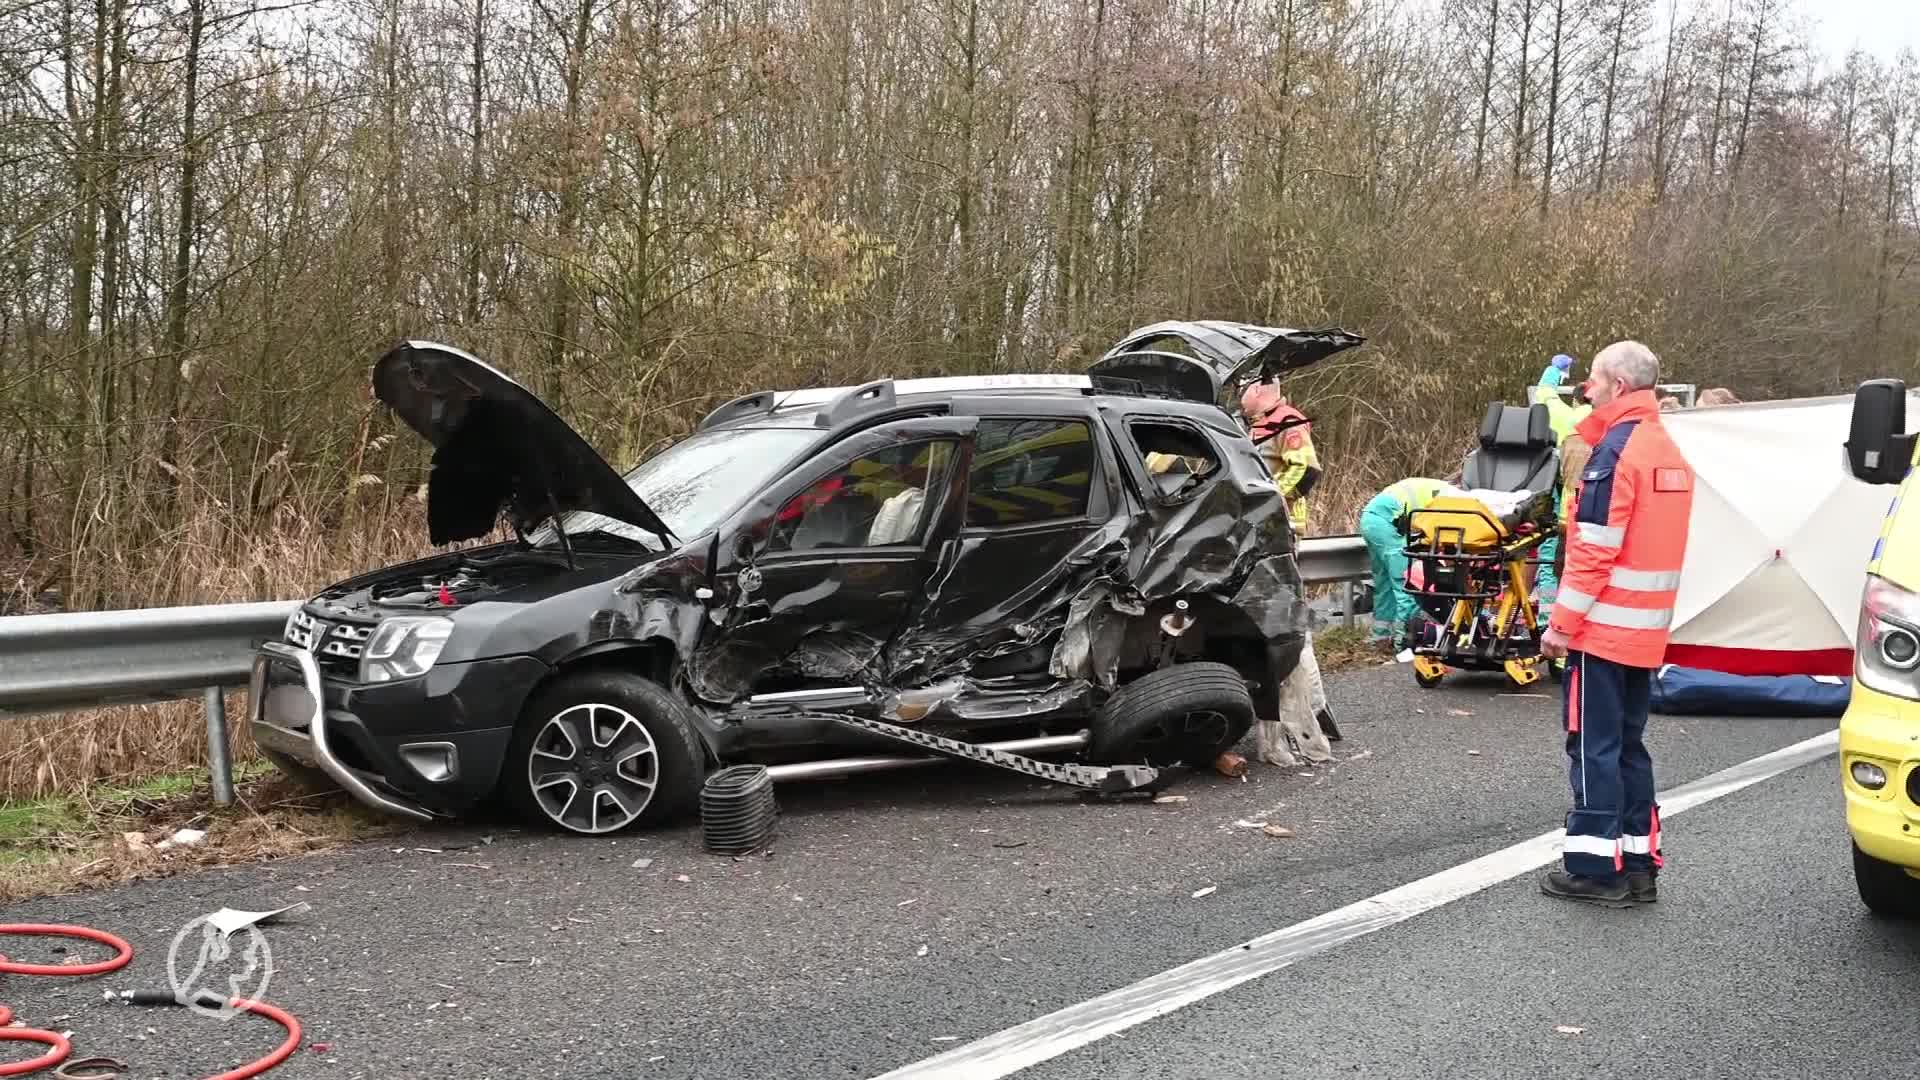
[1539,340,1694,907]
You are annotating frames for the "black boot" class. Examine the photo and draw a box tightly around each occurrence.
[1627,871,1657,903]
[1540,868,1634,908]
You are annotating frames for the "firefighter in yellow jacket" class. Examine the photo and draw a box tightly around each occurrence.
[1240,383,1320,534]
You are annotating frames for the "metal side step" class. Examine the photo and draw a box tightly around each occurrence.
[809,712,1160,795]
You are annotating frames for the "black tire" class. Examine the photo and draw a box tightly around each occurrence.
[1853,843,1920,919]
[1086,662,1255,768]
[503,670,708,836]
[261,749,339,795]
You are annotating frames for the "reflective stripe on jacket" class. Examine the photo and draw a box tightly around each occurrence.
[1548,389,1694,668]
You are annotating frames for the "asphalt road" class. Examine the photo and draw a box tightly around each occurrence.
[2,662,1903,1080]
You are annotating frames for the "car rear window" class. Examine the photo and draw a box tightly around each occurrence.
[965,418,1095,527]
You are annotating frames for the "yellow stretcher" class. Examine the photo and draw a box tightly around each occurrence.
[1402,488,1559,690]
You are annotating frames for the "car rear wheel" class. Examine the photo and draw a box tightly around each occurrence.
[503,670,707,835]
[1853,843,1920,919]
[1086,662,1255,768]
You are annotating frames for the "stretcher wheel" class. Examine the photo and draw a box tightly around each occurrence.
[1503,658,1543,688]
[1412,657,1447,689]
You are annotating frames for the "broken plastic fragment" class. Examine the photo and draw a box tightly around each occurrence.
[202,903,311,940]
[1191,886,1218,899]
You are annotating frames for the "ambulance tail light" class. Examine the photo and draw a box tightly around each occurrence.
[1857,576,1920,699]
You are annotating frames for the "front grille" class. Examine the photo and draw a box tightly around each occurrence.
[285,609,374,677]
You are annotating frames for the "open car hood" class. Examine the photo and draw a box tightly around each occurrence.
[372,340,675,547]
[1087,320,1365,404]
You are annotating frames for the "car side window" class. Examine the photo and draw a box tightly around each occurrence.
[763,440,955,552]
[964,418,1095,528]
[1129,421,1223,498]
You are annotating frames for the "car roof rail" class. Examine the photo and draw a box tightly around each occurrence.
[697,389,782,430]
[817,378,898,428]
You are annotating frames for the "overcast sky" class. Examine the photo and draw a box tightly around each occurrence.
[1808,0,1918,64]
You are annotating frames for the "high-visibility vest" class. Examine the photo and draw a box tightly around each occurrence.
[1531,385,1593,445]
[1549,390,1694,668]
[1380,477,1453,514]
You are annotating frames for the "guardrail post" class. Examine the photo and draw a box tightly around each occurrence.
[204,686,234,805]
[1343,580,1357,630]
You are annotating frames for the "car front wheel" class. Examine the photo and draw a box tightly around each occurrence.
[1853,842,1920,919]
[502,670,707,835]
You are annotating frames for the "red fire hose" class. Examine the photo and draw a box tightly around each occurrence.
[0,924,301,1079]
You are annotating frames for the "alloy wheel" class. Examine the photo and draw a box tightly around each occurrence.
[527,703,660,834]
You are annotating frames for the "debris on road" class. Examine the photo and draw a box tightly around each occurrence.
[1555,1025,1586,1036]
[1447,708,1473,717]
[674,874,691,883]
[1467,750,1483,757]
[1213,752,1249,778]
[1262,825,1295,838]
[1234,819,1268,830]
[153,828,206,851]
[992,839,1028,849]
[49,1054,128,1078]
[201,902,310,940]
[1191,886,1218,899]
[1152,794,1189,805]
[916,945,929,957]
[631,857,653,869]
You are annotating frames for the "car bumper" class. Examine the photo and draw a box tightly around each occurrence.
[1838,684,1920,872]
[248,641,541,822]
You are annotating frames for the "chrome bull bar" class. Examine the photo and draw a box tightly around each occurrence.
[249,641,436,822]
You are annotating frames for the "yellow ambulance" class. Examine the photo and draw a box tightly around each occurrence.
[1841,378,1920,918]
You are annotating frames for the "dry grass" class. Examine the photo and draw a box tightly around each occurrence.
[0,493,513,800]
[0,765,405,903]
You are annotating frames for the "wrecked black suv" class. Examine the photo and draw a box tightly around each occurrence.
[249,321,1363,834]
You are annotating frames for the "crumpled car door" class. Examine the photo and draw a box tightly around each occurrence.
[687,415,978,701]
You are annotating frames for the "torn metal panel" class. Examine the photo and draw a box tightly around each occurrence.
[878,677,1095,724]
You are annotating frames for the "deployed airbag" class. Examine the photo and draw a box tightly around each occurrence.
[1650,664,1851,717]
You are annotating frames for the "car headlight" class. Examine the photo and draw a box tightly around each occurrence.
[360,616,454,683]
[1856,576,1920,700]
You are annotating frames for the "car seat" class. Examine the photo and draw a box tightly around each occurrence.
[1461,402,1557,493]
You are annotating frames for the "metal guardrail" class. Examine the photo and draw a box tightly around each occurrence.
[0,537,1371,804]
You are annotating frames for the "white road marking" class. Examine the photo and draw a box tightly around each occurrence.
[870,729,1838,1080]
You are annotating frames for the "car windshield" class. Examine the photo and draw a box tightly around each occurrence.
[527,425,818,549]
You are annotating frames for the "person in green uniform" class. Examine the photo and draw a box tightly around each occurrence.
[1358,476,1459,650]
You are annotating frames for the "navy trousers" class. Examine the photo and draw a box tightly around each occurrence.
[1562,650,1662,881]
